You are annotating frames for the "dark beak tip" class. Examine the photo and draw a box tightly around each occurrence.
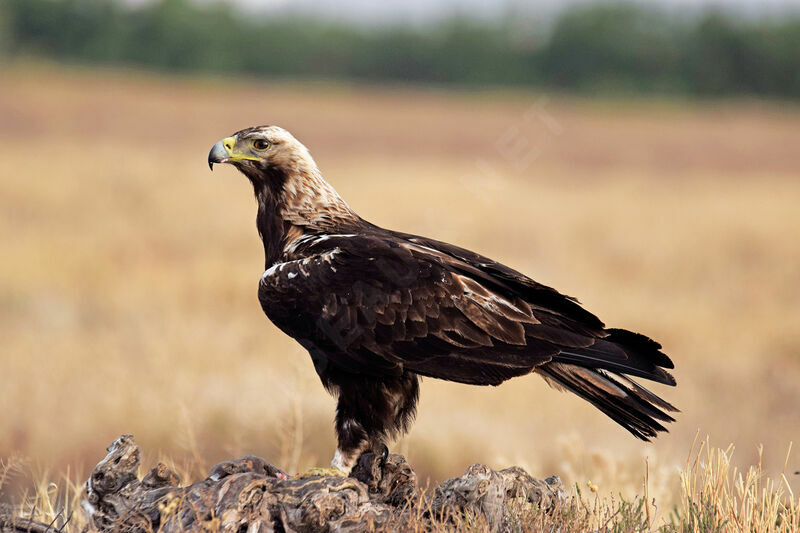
[208,140,228,171]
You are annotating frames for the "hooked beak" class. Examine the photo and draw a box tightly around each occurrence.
[207,136,236,170]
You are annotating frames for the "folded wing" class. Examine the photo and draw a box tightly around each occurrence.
[258,231,677,439]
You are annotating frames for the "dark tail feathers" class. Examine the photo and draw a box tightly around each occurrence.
[538,363,678,440]
[539,328,678,440]
[555,328,676,386]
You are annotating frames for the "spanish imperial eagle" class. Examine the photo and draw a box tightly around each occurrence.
[208,126,677,473]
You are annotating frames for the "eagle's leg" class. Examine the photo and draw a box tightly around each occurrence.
[331,371,419,473]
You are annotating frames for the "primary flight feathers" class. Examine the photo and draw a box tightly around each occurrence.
[208,125,677,473]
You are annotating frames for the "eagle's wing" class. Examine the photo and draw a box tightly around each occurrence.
[393,232,676,380]
[394,232,608,334]
[258,232,673,388]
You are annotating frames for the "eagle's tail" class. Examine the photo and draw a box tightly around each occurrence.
[537,329,678,440]
[537,363,677,439]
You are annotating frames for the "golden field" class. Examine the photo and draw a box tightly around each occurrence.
[1,64,799,528]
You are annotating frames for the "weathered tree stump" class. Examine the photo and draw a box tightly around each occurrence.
[431,464,567,528]
[2,435,568,532]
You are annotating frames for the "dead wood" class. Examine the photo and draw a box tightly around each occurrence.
[2,435,568,532]
[1,506,62,533]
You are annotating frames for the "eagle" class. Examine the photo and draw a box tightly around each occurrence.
[207,125,677,474]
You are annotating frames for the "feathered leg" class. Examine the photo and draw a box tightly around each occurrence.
[330,372,419,473]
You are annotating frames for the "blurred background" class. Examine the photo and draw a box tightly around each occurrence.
[1,0,799,513]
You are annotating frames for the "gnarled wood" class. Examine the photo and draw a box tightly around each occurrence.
[2,435,568,533]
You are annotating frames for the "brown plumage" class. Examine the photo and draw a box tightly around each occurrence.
[207,125,678,473]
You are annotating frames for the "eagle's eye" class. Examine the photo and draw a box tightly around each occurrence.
[252,139,271,151]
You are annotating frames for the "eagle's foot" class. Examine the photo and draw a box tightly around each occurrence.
[293,466,348,479]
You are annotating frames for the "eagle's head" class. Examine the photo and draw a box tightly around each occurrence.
[208,125,317,182]
[208,125,356,234]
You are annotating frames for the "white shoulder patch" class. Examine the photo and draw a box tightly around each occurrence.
[311,233,356,244]
[261,262,282,281]
[260,247,343,285]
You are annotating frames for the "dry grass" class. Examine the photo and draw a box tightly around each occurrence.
[1,62,800,528]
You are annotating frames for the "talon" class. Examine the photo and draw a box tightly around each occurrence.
[379,444,389,470]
